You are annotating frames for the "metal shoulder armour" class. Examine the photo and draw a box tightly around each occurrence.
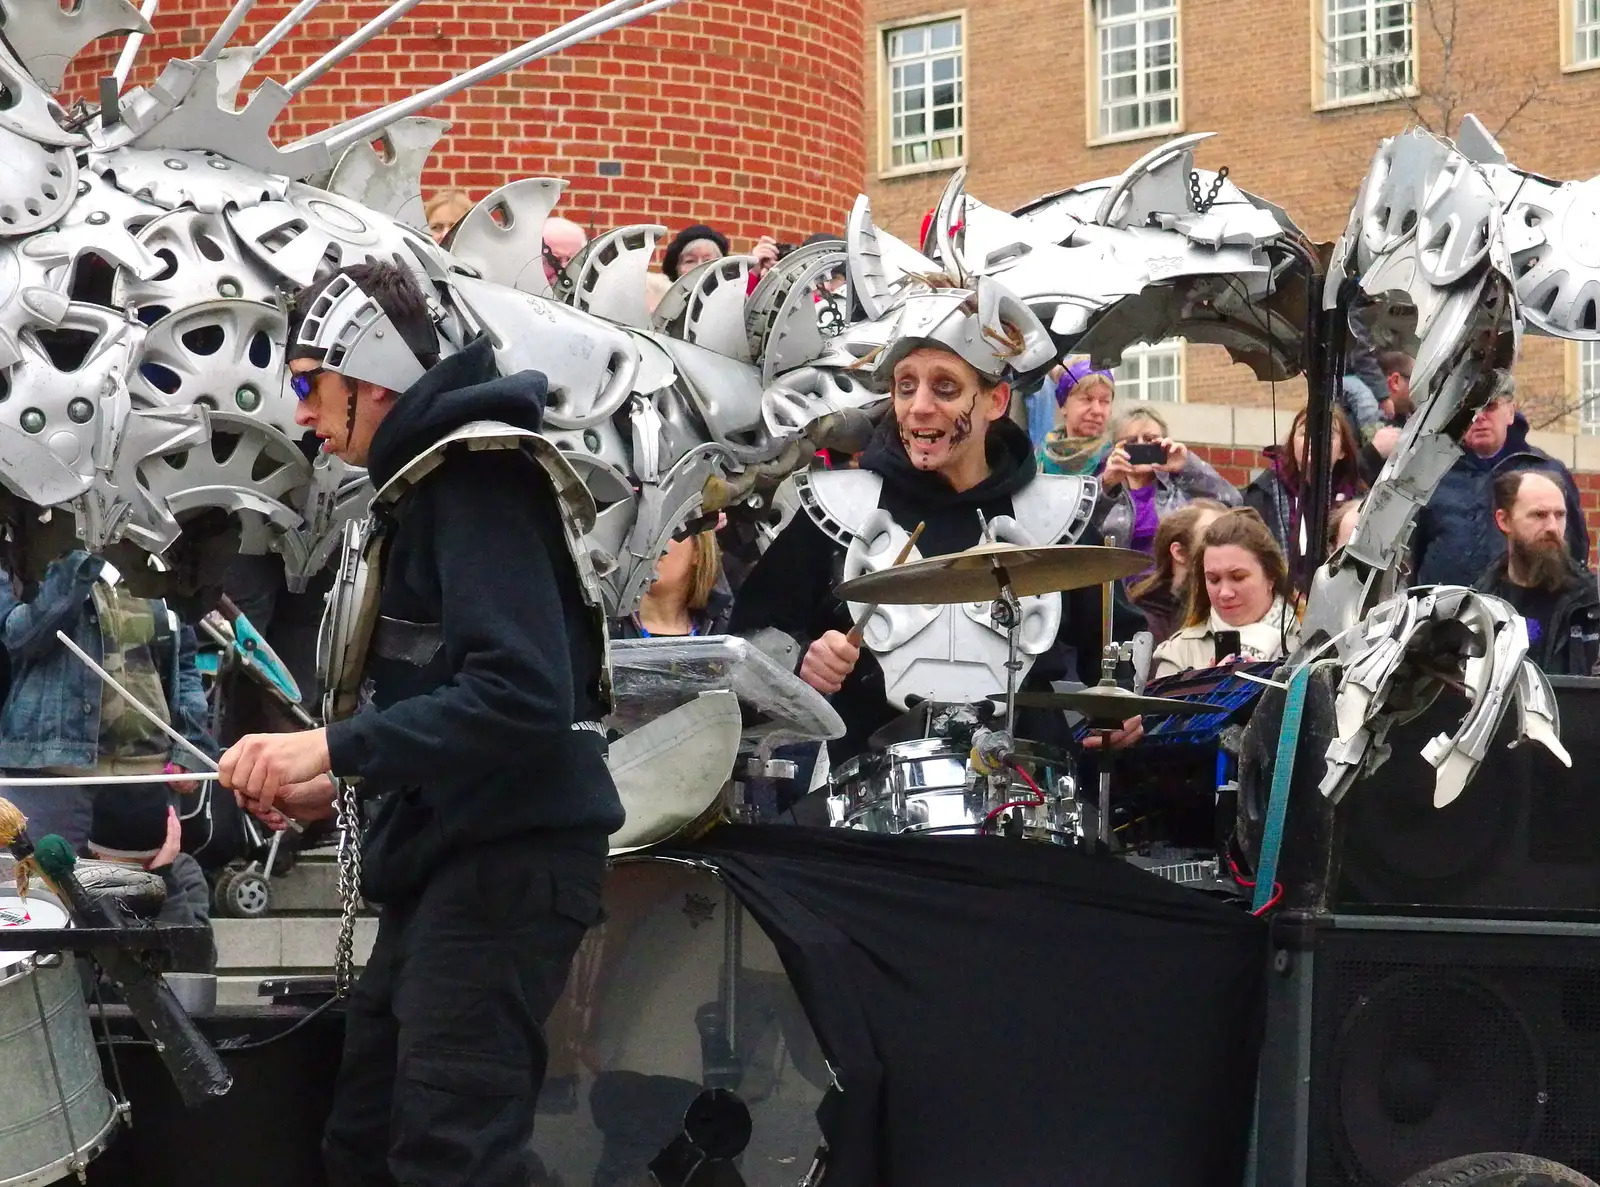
[1008,472,1100,544]
[318,420,614,723]
[792,468,885,546]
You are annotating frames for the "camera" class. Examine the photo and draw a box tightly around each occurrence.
[1125,441,1169,466]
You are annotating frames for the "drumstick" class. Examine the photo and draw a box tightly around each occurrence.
[0,772,222,787]
[55,630,221,772]
[848,521,925,646]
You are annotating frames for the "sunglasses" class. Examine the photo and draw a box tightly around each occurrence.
[290,367,325,401]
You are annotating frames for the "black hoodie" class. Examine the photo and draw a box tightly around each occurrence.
[730,417,1107,762]
[325,338,623,901]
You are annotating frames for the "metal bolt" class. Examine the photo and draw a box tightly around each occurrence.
[67,398,93,424]
[76,180,89,197]
[163,158,187,171]
[207,158,230,170]
[583,429,602,452]
[217,279,240,298]
[235,386,260,412]
[19,408,44,433]
[86,211,108,225]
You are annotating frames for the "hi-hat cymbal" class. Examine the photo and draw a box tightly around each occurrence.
[1001,686,1229,721]
[834,543,1150,605]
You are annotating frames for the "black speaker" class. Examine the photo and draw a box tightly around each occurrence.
[1254,913,1600,1187]
[1336,677,1600,914]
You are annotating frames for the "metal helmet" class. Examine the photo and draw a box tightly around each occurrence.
[864,274,1056,393]
[291,272,429,394]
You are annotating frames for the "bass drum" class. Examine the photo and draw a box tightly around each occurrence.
[537,858,831,1186]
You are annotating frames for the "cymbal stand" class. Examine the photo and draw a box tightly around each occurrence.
[1093,643,1120,849]
[989,566,1023,739]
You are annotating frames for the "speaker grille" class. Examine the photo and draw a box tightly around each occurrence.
[1307,925,1600,1186]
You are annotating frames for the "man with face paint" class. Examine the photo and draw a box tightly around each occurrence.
[731,276,1143,766]
[217,261,622,1187]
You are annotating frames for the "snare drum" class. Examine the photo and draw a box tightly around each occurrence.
[827,737,1082,845]
[0,893,121,1187]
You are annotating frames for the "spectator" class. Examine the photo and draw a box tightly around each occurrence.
[1410,374,1588,587]
[1243,406,1363,585]
[1342,305,1390,441]
[1038,360,1116,475]
[614,530,731,639]
[1474,470,1600,676]
[424,187,472,245]
[661,223,781,285]
[1359,350,1415,486]
[0,550,215,854]
[1151,509,1301,678]
[1330,497,1363,552]
[542,216,588,290]
[87,789,215,970]
[1127,500,1228,645]
[1093,403,1241,553]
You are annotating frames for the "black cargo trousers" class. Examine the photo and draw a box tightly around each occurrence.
[323,834,605,1187]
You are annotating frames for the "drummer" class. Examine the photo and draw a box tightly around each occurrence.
[729,275,1142,767]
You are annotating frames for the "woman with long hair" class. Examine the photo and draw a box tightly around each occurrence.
[1093,403,1241,554]
[1127,499,1228,645]
[617,531,730,638]
[1243,406,1363,583]
[1150,509,1301,678]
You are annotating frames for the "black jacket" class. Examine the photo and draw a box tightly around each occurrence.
[325,338,622,901]
[730,418,1114,763]
[1474,553,1600,677]
[1411,414,1589,588]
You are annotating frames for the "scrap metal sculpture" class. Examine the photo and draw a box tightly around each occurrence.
[0,0,1565,815]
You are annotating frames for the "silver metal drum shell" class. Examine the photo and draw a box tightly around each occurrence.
[0,954,119,1187]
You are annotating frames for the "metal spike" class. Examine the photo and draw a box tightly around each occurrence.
[283,0,427,96]
[302,0,683,156]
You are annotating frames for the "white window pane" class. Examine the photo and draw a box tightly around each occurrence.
[1095,0,1182,134]
[1324,0,1415,101]
[885,19,964,168]
[1581,342,1600,433]
[1113,339,1185,403]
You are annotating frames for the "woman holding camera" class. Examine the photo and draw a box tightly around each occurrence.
[1092,405,1240,554]
[1150,509,1301,678]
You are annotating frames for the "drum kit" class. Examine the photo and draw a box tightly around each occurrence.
[828,540,1225,851]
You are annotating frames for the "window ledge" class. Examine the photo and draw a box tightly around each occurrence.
[1562,56,1600,74]
[1086,121,1185,149]
[877,159,966,181]
[1313,83,1419,113]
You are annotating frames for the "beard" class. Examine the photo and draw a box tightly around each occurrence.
[1510,533,1570,592]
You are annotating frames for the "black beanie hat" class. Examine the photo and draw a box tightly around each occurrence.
[662,223,730,280]
[90,786,170,860]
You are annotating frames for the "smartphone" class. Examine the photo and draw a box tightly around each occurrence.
[1214,630,1241,665]
[1125,442,1169,466]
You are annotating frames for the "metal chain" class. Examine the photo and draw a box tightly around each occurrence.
[1188,165,1230,214]
[332,777,362,998]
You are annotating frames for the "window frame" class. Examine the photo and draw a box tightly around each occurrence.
[1311,0,1418,112]
[1084,0,1185,148]
[876,10,969,179]
[1113,339,1186,405]
[1563,0,1600,71]
[1574,340,1600,435]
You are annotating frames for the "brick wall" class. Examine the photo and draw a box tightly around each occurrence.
[862,0,1600,431]
[60,0,866,250]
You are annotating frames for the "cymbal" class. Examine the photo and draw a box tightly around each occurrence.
[834,543,1150,605]
[1002,686,1229,722]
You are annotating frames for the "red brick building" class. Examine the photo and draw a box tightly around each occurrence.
[859,0,1600,557]
[61,0,867,251]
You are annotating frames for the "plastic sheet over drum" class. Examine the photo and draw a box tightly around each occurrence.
[536,858,829,1185]
[0,896,120,1187]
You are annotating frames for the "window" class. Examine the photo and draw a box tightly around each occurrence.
[885,19,965,170]
[1114,339,1184,403]
[1094,0,1180,139]
[1576,0,1600,66]
[1322,0,1414,104]
[1579,341,1600,434]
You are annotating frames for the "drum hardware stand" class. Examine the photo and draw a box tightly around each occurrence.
[695,881,745,1091]
[1091,643,1128,850]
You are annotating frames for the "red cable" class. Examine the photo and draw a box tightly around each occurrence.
[982,763,1047,832]
[1252,883,1283,915]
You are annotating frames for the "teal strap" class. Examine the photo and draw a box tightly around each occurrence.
[1253,663,1313,912]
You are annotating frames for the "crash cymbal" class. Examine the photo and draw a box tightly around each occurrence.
[1002,686,1229,722]
[834,543,1150,605]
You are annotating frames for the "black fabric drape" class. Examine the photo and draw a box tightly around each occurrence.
[673,826,1267,1187]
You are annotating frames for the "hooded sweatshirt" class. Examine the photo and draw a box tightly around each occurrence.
[730,417,1111,761]
[325,337,623,901]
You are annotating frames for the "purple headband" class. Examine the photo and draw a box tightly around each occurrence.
[1055,359,1115,406]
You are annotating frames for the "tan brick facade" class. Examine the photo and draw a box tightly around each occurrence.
[61,0,866,251]
[861,0,1600,429]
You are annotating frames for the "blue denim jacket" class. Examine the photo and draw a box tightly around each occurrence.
[0,552,217,770]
